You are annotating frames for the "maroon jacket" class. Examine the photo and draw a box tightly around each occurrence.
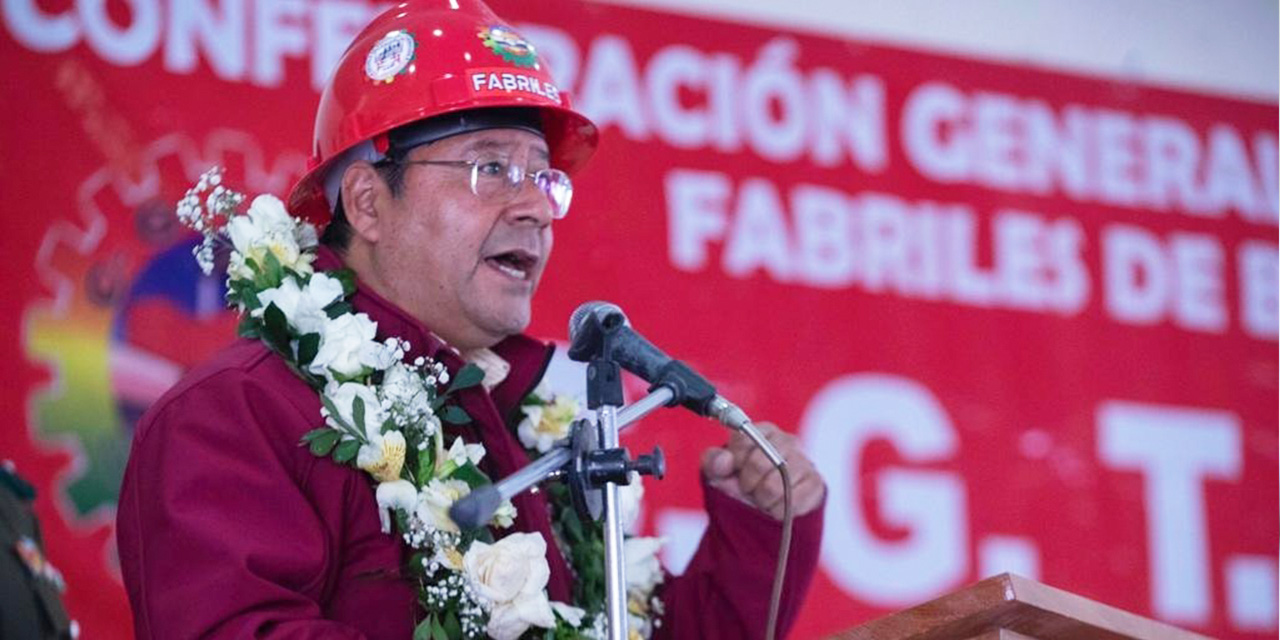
[117,250,823,639]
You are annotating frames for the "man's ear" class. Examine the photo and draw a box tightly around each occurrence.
[341,162,386,244]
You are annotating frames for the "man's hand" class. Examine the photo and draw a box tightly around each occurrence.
[700,422,825,520]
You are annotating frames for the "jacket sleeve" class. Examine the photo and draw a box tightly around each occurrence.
[653,477,825,640]
[116,370,369,640]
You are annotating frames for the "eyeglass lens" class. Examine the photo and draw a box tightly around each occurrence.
[470,157,573,219]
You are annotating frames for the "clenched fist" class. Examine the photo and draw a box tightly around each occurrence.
[700,422,825,520]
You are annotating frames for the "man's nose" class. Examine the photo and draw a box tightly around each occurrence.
[505,175,555,226]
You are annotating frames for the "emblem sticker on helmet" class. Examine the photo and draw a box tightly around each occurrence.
[477,25,539,68]
[365,30,417,84]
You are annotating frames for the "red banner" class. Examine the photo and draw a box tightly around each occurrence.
[2,1,1275,638]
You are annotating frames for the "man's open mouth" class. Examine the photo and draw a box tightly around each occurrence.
[484,249,538,280]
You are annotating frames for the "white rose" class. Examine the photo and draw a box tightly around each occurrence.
[464,533,556,640]
[624,536,665,595]
[550,602,586,628]
[486,594,555,640]
[310,312,383,380]
[246,194,296,235]
[323,381,385,436]
[256,273,343,335]
[464,533,551,603]
[416,478,471,533]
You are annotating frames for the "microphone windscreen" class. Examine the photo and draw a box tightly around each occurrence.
[568,300,626,344]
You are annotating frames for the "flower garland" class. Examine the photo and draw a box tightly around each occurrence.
[176,168,662,640]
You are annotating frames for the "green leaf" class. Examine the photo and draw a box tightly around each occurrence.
[262,248,284,284]
[320,395,348,429]
[299,428,331,445]
[238,284,261,310]
[562,509,584,540]
[448,363,485,392]
[307,429,341,456]
[440,405,470,425]
[236,315,262,339]
[420,438,436,475]
[413,617,434,640]
[296,332,320,365]
[332,439,360,463]
[325,300,353,319]
[450,462,490,489]
[262,302,290,352]
[441,612,461,638]
[431,616,448,640]
[352,396,366,432]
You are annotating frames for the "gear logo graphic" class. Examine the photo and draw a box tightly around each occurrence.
[24,132,305,522]
[478,25,539,68]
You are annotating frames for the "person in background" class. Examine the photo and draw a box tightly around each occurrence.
[0,460,77,639]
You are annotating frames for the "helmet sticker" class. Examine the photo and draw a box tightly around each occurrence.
[365,30,417,84]
[478,25,539,68]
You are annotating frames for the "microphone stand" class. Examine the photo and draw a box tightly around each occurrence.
[447,368,668,640]
[587,330,630,640]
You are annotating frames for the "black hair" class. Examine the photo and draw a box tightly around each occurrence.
[319,159,409,252]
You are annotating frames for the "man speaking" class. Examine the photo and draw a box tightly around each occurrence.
[117,1,825,638]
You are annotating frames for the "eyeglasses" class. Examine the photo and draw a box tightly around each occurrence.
[398,156,574,219]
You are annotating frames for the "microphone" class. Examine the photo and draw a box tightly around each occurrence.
[568,301,753,433]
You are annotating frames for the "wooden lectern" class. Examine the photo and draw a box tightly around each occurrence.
[830,573,1211,640]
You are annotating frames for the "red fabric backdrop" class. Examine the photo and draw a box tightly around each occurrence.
[1,0,1275,638]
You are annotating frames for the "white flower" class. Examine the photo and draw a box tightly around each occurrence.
[491,500,517,529]
[225,195,314,280]
[550,602,586,628]
[357,429,406,482]
[486,595,556,640]
[295,219,319,249]
[255,273,343,335]
[310,312,384,380]
[227,195,292,249]
[517,394,580,453]
[374,479,417,533]
[416,478,472,533]
[624,537,665,595]
[375,478,417,511]
[381,362,434,428]
[629,612,653,639]
[618,472,645,533]
[446,437,485,468]
[431,544,466,572]
[464,532,556,640]
[322,381,385,436]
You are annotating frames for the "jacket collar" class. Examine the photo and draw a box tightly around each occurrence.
[312,245,553,422]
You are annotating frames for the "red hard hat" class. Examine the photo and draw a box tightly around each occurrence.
[287,0,599,224]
